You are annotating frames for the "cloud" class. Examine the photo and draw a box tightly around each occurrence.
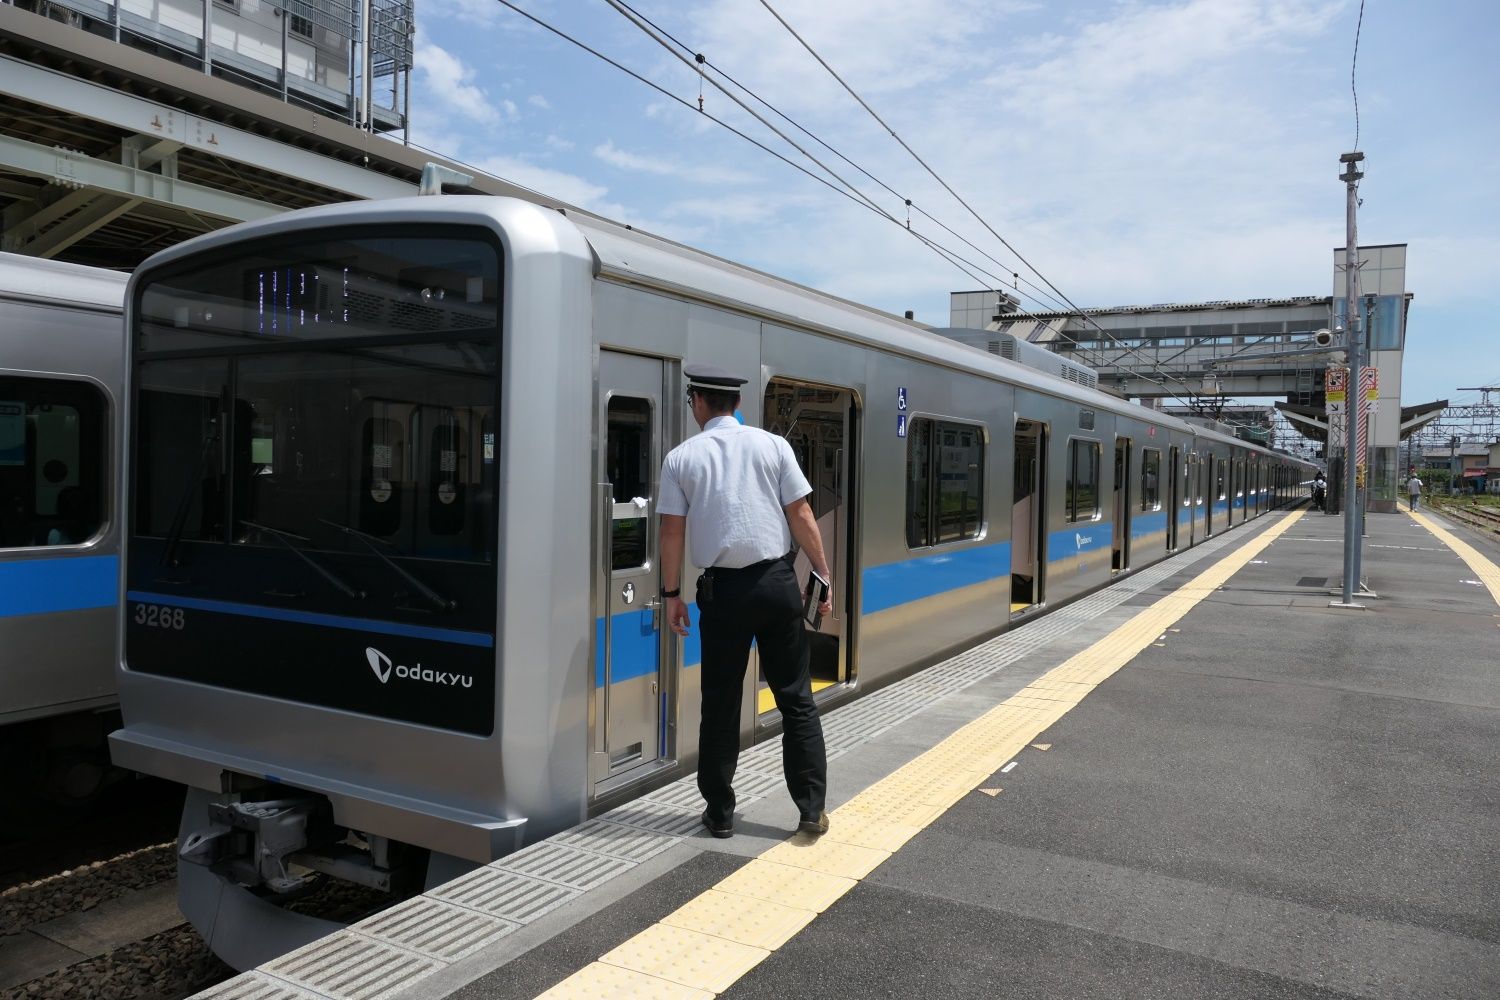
[528,94,553,110]
[415,41,500,126]
[1402,235,1500,308]
[593,140,759,185]
[665,194,790,227]
[472,154,612,210]
[593,141,676,176]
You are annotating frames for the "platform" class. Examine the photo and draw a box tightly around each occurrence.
[200,506,1500,1000]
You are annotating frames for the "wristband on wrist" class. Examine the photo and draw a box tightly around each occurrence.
[661,587,681,599]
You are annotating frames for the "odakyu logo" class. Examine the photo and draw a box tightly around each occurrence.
[365,647,473,689]
[1075,532,1095,549]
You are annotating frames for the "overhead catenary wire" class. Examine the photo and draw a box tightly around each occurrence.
[599,0,1210,407]
[1351,0,1366,152]
[597,1,997,282]
[750,0,1215,408]
[603,0,1078,318]
[487,0,1036,310]
[594,0,1148,345]
[492,0,1213,411]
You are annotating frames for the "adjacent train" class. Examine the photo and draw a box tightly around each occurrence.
[0,253,127,811]
[106,196,1313,967]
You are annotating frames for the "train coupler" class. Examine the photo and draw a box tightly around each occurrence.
[180,796,336,894]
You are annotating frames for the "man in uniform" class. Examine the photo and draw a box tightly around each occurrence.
[658,364,833,839]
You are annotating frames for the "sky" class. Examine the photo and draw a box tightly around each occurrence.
[408,0,1499,411]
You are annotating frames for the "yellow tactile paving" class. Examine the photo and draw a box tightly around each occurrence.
[534,962,714,999]
[1411,510,1500,611]
[760,836,890,880]
[600,924,769,994]
[533,511,1306,999]
[819,812,924,853]
[660,890,818,951]
[713,858,856,912]
[831,795,945,829]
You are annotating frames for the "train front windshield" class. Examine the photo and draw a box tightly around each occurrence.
[126,228,502,735]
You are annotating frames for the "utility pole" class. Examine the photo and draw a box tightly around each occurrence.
[1334,151,1366,609]
[1449,434,1460,495]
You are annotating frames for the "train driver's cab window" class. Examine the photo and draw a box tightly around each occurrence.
[1141,448,1161,511]
[1067,439,1101,522]
[906,418,984,548]
[0,377,105,549]
[220,342,496,567]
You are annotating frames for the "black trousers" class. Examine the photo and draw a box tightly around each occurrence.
[697,557,827,825]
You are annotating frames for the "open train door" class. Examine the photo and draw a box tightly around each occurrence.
[1168,446,1180,551]
[761,378,858,719]
[1112,437,1130,572]
[1012,419,1046,615]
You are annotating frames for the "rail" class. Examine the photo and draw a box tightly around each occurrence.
[1428,496,1500,536]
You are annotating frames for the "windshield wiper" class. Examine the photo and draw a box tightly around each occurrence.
[160,427,219,569]
[240,520,365,600]
[317,518,454,612]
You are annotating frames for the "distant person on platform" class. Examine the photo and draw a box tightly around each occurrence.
[1406,471,1423,511]
[657,363,832,841]
[1312,471,1327,512]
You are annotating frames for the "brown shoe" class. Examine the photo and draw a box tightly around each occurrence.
[797,811,829,836]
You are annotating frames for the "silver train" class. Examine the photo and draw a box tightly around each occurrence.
[107,197,1313,966]
[0,252,127,807]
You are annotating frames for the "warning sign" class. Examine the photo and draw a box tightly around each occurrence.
[1326,366,1348,399]
[1326,366,1348,414]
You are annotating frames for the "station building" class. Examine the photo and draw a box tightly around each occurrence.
[0,0,562,269]
[944,244,1435,512]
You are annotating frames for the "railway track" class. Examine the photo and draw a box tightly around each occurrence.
[1429,497,1500,536]
[3,825,398,999]
[0,777,227,999]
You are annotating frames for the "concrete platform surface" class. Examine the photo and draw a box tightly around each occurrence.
[200,505,1500,1000]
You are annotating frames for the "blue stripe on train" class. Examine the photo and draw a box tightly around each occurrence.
[0,555,117,618]
[1046,522,1113,561]
[125,590,494,648]
[594,602,701,687]
[861,542,1010,616]
[1131,510,1169,539]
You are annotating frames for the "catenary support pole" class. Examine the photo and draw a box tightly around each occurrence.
[1336,151,1365,608]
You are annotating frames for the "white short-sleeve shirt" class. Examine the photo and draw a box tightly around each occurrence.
[658,416,812,569]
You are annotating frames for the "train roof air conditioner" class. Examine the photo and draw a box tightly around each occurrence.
[934,328,1099,391]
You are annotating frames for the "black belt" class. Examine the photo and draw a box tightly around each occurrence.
[708,552,793,575]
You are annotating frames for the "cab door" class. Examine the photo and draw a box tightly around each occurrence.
[593,352,668,784]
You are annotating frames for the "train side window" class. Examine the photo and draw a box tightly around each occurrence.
[1216,459,1227,500]
[1067,439,1101,522]
[606,396,652,570]
[905,418,932,548]
[906,417,984,548]
[1141,448,1161,511]
[0,376,106,549]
